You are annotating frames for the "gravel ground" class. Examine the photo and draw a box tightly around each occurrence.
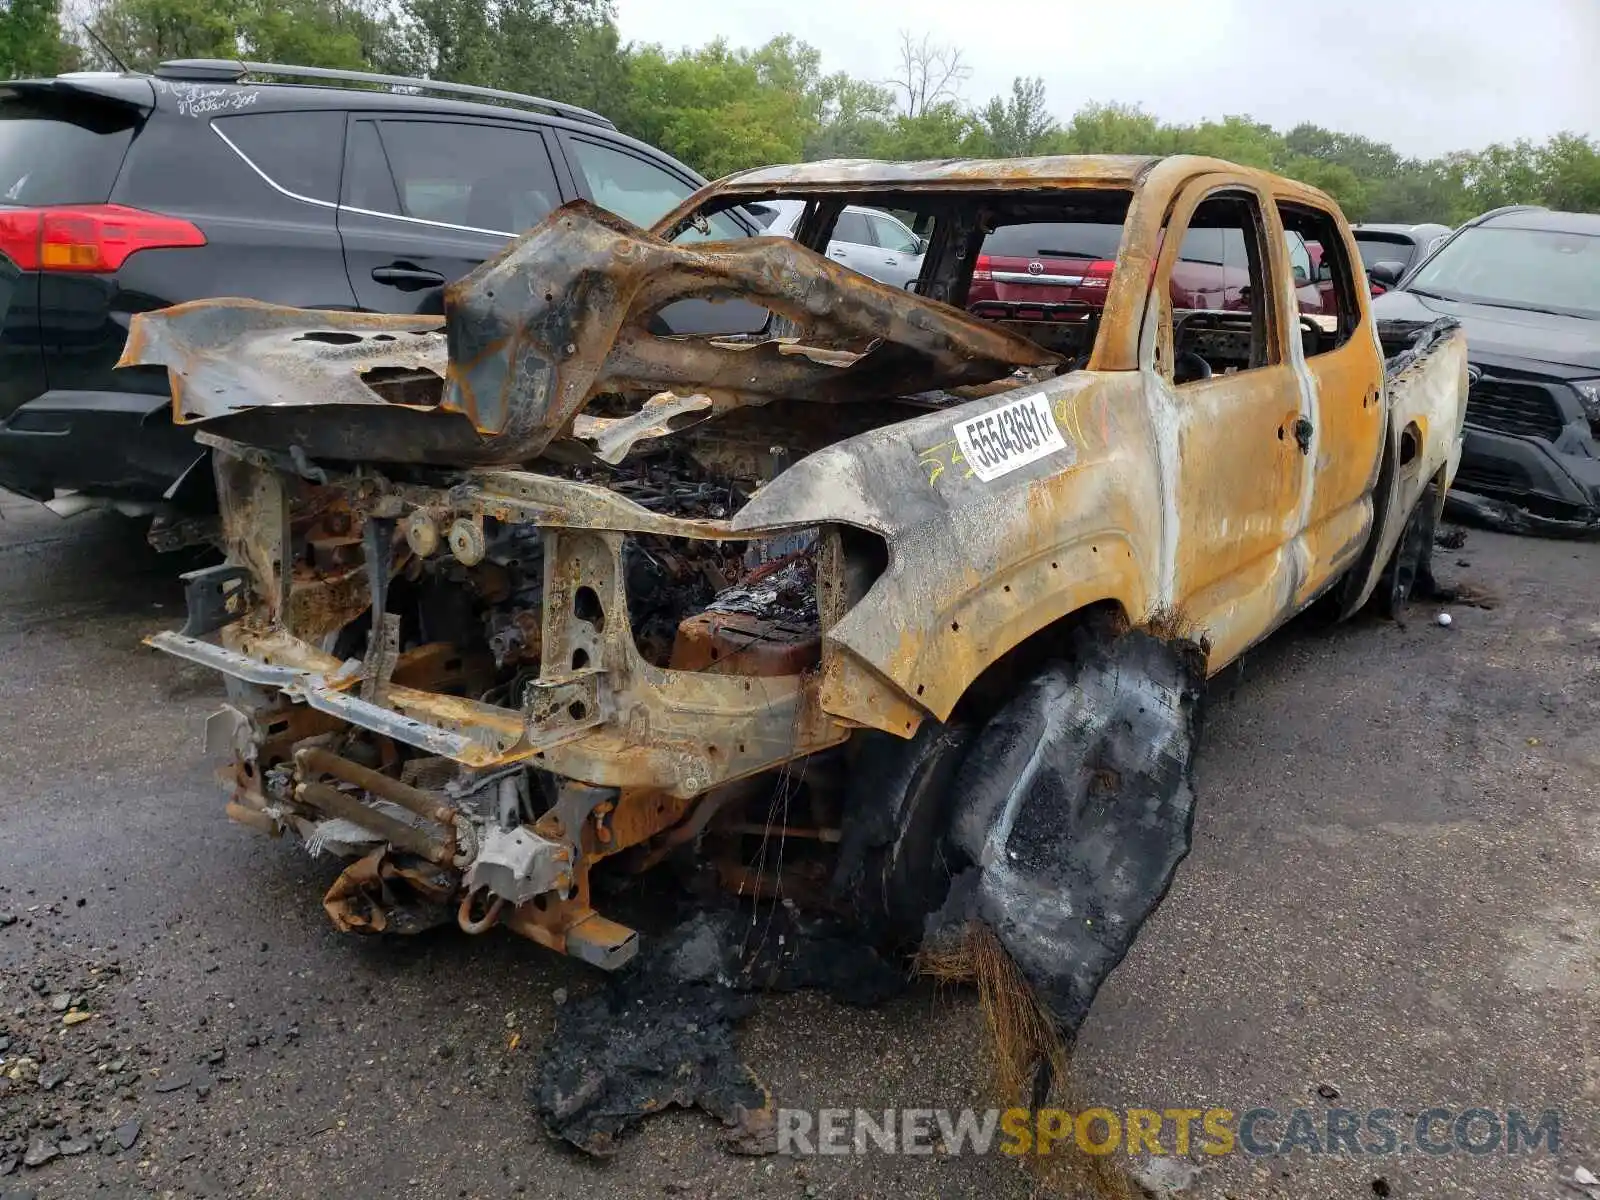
[0,490,1595,1200]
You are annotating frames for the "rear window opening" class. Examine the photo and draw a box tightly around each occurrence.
[0,91,138,206]
[669,188,1139,367]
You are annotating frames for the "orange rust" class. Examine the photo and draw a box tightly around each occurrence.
[597,788,698,856]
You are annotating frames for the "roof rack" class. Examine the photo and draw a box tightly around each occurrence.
[153,59,616,130]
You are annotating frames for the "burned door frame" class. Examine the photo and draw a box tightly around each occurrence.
[1134,174,1311,664]
[1269,194,1387,611]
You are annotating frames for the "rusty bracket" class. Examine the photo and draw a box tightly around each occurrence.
[521,669,609,738]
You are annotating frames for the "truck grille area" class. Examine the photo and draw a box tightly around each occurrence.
[1466,377,1567,442]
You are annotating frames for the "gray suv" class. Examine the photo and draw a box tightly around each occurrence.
[750,198,924,289]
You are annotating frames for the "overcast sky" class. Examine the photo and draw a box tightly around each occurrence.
[612,0,1598,159]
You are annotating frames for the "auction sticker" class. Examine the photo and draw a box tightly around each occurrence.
[952,392,1072,482]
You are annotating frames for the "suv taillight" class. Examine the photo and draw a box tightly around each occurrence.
[971,254,993,282]
[0,205,206,272]
[1076,259,1116,291]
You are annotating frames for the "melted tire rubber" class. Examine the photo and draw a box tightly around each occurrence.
[928,628,1207,1041]
[1375,483,1438,619]
[533,628,1206,1156]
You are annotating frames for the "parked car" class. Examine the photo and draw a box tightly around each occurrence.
[749,198,923,289]
[1370,205,1599,534]
[134,154,1466,1045]
[1352,222,1452,294]
[0,59,756,537]
[967,220,1337,333]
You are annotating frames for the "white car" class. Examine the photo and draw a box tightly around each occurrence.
[749,199,924,289]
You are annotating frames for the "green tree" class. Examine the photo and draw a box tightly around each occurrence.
[803,71,894,159]
[610,37,816,178]
[976,76,1057,158]
[1443,139,1543,220]
[1,0,74,76]
[387,0,615,109]
[868,100,979,161]
[1536,133,1600,213]
[87,0,236,68]
[1055,102,1177,155]
[1284,122,1403,181]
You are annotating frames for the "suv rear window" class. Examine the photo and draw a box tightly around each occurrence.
[982,221,1125,260]
[1354,234,1412,269]
[0,93,137,204]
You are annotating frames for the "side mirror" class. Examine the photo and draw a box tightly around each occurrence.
[1368,261,1405,287]
[1292,264,1309,285]
[1315,262,1333,284]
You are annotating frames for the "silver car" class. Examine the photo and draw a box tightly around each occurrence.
[749,199,924,289]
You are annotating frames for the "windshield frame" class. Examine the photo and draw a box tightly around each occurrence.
[1402,225,1600,321]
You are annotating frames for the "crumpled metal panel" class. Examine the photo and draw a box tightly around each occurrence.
[120,201,1058,466]
[120,299,446,422]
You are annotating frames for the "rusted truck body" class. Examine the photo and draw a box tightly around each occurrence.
[132,155,1468,980]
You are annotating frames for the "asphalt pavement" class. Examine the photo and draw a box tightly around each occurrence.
[0,490,1595,1199]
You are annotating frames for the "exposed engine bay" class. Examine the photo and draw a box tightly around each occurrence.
[132,199,1081,973]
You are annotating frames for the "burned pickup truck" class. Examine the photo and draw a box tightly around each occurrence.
[133,155,1468,1036]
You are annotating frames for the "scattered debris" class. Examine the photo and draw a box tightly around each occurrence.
[18,1142,54,1170]
[35,1065,67,1092]
[1315,1082,1341,1100]
[533,908,904,1155]
[113,1119,142,1151]
[1132,1156,1202,1195]
[533,974,769,1158]
[1446,491,1600,540]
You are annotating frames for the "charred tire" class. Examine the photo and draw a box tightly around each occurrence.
[1374,483,1438,619]
[929,630,1205,1035]
[830,722,974,948]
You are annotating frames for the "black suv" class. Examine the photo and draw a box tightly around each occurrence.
[0,60,757,533]
[1371,205,1600,535]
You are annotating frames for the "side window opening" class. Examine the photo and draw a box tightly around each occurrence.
[832,210,875,246]
[566,137,745,240]
[373,121,559,233]
[1277,201,1359,355]
[870,213,920,254]
[344,119,402,215]
[214,110,344,204]
[1165,192,1275,383]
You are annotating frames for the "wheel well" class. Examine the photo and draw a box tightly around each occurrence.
[1399,421,1422,470]
[949,598,1128,725]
